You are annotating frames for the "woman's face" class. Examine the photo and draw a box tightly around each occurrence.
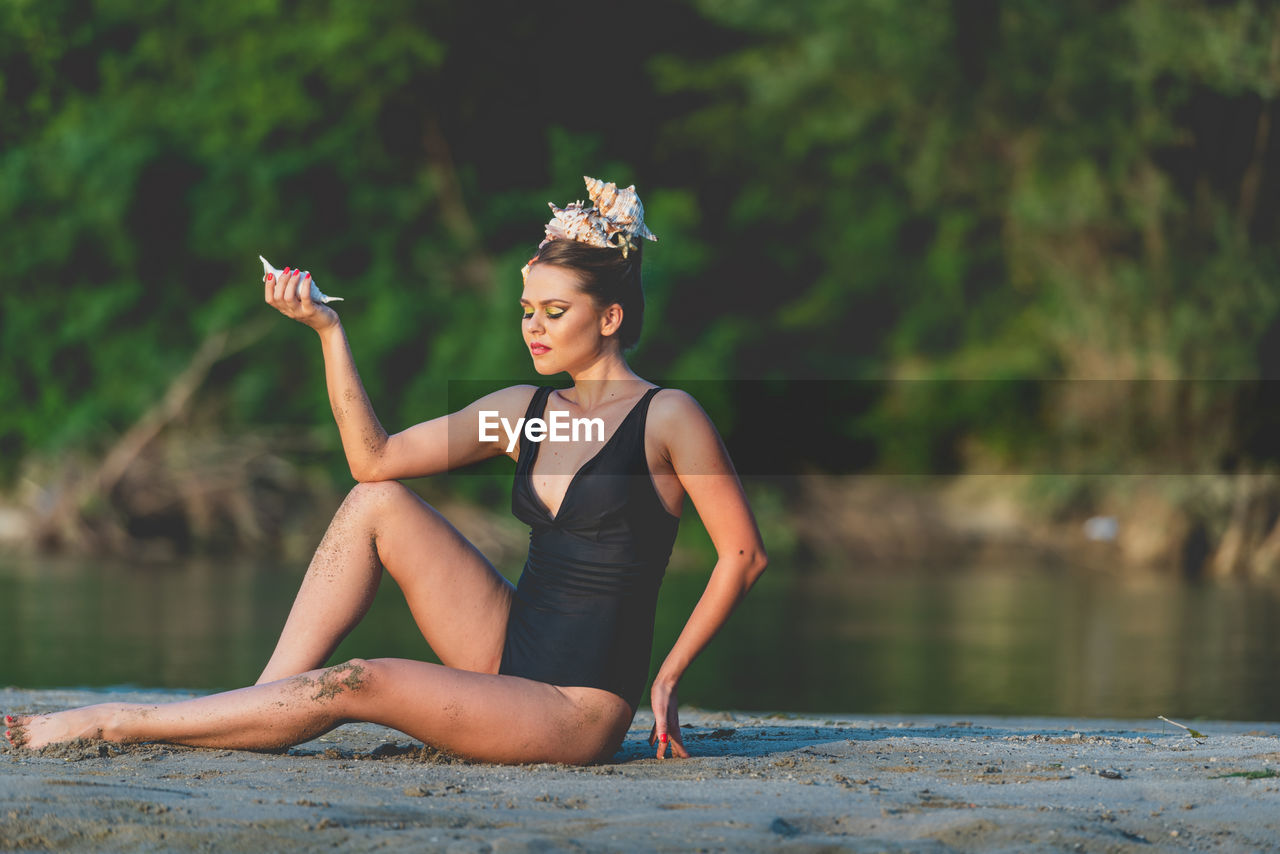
[521,263,618,375]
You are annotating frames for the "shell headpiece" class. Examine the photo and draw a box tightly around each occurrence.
[522,176,657,281]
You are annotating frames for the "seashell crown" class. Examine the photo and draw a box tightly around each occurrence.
[522,176,657,280]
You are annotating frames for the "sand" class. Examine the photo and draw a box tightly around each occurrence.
[2,688,1278,852]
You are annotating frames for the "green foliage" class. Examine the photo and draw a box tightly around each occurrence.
[654,0,1280,473]
[1,0,456,479]
[3,0,1280,494]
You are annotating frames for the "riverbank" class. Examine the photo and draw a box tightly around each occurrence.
[10,471,1280,580]
[3,689,1278,852]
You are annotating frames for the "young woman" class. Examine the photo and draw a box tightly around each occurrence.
[5,178,767,764]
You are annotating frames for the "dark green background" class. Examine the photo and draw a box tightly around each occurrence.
[5,1,1279,489]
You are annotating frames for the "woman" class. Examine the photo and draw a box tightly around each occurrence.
[5,177,767,764]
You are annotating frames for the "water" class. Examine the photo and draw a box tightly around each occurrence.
[3,554,1278,720]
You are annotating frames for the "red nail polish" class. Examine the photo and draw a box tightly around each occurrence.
[266,273,274,281]
[304,272,311,279]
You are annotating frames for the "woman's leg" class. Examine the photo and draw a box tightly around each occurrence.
[6,659,633,765]
[257,481,515,684]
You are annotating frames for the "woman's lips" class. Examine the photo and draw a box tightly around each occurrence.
[530,342,551,355]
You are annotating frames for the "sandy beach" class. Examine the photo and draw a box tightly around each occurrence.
[2,688,1278,852]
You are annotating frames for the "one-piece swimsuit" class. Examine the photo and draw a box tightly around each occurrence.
[499,386,680,710]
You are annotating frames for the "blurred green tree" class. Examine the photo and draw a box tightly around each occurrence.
[5,0,1280,564]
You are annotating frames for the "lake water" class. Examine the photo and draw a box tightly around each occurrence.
[3,554,1278,721]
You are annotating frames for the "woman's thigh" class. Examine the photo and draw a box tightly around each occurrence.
[349,658,633,765]
[353,482,516,674]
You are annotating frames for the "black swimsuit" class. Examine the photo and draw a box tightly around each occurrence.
[499,386,679,710]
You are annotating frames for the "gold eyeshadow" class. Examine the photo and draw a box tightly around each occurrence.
[520,306,567,320]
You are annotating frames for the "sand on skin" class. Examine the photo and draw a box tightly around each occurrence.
[3,687,1278,852]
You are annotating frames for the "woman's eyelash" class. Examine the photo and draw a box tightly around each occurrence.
[520,308,566,319]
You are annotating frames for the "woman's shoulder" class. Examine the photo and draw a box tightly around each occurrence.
[655,386,706,414]
[647,387,716,433]
[645,387,733,474]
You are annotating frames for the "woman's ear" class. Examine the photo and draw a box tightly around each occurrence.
[599,303,624,338]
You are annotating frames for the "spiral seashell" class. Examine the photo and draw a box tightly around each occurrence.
[260,255,343,304]
[582,176,657,248]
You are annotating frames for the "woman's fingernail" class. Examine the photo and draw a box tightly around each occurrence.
[3,715,13,724]
[266,273,274,281]
[304,272,311,279]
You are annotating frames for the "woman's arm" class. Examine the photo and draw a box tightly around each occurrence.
[646,391,768,757]
[313,322,393,480]
[266,267,527,481]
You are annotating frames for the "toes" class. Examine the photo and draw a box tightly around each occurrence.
[4,719,31,748]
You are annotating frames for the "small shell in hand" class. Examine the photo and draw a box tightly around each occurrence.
[259,255,344,303]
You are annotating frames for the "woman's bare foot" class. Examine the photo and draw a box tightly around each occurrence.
[4,706,118,751]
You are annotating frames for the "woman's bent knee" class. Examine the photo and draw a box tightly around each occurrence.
[345,481,445,525]
[341,481,433,535]
[346,480,413,507]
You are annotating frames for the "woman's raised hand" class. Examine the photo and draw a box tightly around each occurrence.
[264,266,339,332]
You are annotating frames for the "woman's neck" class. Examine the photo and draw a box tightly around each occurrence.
[564,351,647,409]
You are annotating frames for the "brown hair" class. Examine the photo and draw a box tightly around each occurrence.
[528,240,645,351]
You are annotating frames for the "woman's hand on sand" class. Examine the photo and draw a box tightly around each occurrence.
[265,266,339,332]
[647,679,689,759]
